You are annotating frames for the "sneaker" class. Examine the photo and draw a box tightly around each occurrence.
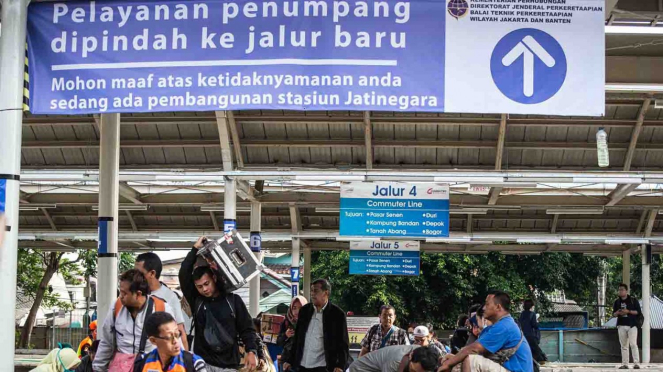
[634,366,640,370]
[620,366,629,370]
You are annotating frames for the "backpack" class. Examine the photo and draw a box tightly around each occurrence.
[631,297,645,328]
[111,296,166,371]
[133,350,196,372]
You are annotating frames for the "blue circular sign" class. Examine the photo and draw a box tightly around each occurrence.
[490,28,567,104]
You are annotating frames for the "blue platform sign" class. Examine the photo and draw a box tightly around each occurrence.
[340,182,449,238]
[349,240,420,276]
[25,0,604,116]
[0,179,6,213]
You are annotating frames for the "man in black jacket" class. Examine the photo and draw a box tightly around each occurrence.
[283,279,350,372]
[613,283,642,370]
[179,236,259,372]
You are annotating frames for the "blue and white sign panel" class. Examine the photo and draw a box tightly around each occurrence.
[340,182,449,238]
[349,240,420,276]
[26,0,603,115]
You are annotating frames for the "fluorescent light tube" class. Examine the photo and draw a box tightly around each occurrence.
[605,239,650,245]
[517,238,562,244]
[295,175,364,181]
[605,84,663,93]
[19,204,57,210]
[546,207,605,215]
[605,26,663,35]
[450,208,489,215]
[572,177,642,184]
[92,205,148,211]
[434,176,504,183]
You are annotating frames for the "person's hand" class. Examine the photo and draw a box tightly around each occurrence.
[286,328,295,338]
[194,236,207,249]
[334,368,343,372]
[283,363,292,371]
[438,361,451,372]
[245,352,258,371]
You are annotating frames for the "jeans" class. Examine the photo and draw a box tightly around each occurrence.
[618,326,640,365]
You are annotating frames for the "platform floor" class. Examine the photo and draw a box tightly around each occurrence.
[542,363,663,372]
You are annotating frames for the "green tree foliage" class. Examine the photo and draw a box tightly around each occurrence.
[311,250,625,328]
[17,248,135,348]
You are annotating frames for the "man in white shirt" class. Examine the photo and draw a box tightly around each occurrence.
[136,252,189,351]
[283,279,350,372]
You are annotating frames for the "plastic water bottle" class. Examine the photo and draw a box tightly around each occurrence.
[596,128,609,167]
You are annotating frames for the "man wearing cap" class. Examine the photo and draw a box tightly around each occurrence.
[77,320,98,358]
[360,305,410,357]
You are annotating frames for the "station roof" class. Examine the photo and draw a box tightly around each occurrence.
[13,0,663,255]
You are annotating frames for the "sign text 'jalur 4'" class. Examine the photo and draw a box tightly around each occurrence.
[340,182,449,238]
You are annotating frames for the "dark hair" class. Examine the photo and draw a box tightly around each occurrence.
[192,266,216,282]
[136,252,163,279]
[312,279,331,293]
[619,283,629,291]
[476,306,485,318]
[380,304,396,315]
[488,290,511,312]
[119,269,150,296]
[524,299,534,311]
[144,311,176,338]
[90,340,100,353]
[411,346,440,372]
[253,318,262,333]
[457,315,469,328]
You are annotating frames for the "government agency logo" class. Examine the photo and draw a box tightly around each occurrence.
[447,0,469,19]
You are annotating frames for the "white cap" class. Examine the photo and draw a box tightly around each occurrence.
[413,326,430,337]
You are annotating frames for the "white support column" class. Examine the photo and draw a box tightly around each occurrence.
[642,245,651,363]
[304,246,312,300]
[622,250,630,288]
[97,114,121,325]
[290,204,302,297]
[0,0,28,366]
[249,201,262,317]
[224,177,237,232]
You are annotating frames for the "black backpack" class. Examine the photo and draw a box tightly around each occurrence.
[631,297,645,328]
[133,351,196,372]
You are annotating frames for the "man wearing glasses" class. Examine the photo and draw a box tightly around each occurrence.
[135,311,208,372]
[360,305,410,357]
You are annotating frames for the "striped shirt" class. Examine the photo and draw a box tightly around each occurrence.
[140,349,207,372]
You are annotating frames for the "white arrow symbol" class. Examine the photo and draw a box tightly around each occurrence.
[502,35,556,97]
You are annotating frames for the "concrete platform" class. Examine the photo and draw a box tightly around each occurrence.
[541,363,663,372]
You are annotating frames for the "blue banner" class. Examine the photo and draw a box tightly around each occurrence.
[27,0,445,114]
[349,249,419,276]
[0,180,6,213]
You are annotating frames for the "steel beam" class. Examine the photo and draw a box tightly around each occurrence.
[215,111,235,171]
[364,111,373,169]
[551,214,559,234]
[125,210,138,232]
[209,211,220,231]
[23,139,663,151]
[119,182,143,204]
[623,99,651,171]
[606,183,639,206]
[226,111,245,169]
[42,208,58,231]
